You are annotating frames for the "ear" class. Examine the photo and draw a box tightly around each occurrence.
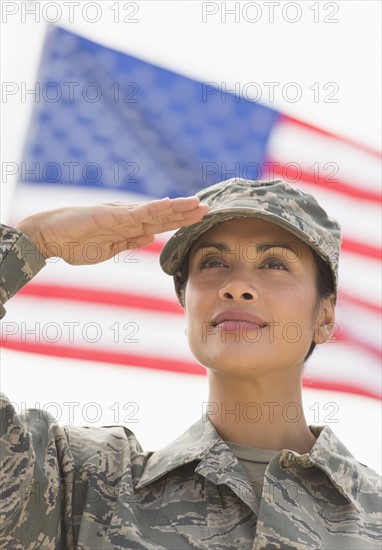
[313,295,336,345]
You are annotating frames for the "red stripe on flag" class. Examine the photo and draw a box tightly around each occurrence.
[18,283,183,314]
[2,339,380,400]
[334,331,381,362]
[341,238,381,260]
[18,283,382,361]
[145,240,166,254]
[282,114,382,159]
[20,282,380,320]
[271,163,381,204]
[1,339,205,375]
[301,377,381,401]
[339,292,382,315]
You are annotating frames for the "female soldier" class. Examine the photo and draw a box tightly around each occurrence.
[1,178,380,549]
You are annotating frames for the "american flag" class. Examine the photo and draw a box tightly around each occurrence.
[4,25,381,399]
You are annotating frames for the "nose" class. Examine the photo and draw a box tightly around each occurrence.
[218,271,259,302]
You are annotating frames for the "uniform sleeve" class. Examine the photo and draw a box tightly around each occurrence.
[0,393,76,548]
[0,225,46,319]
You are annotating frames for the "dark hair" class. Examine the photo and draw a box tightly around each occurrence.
[304,252,336,361]
[176,248,336,363]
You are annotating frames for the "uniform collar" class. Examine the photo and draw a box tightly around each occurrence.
[135,418,365,511]
[135,416,221,489]
[268,425,365,512]
[306,424,364,511]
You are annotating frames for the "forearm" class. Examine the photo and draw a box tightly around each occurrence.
[0,197,208,317]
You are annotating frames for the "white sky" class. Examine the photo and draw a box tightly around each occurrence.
[1,1,381,474]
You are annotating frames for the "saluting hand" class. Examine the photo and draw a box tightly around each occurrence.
[16,197,209,264]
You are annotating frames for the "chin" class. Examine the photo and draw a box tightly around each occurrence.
[193,348,278,377]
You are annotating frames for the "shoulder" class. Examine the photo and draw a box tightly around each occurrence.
[65,423,150,479]
[309,424,381,513]
[1,393,149,546]
[356,462,382,509]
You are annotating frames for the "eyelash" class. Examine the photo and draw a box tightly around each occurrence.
[262,259,288,271]
[200,257,226,269]
[199,256,288,271]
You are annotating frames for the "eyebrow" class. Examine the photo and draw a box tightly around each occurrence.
[190,241,300,257]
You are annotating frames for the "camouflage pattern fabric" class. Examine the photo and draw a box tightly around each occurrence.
[1,224,381,549]
[0,225,46,319]
[1,394,381,549]
[159,178,342,303]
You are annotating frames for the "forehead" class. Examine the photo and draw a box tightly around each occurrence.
[189,217,310,255]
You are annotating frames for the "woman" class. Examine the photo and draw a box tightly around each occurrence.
[1,178,380,549]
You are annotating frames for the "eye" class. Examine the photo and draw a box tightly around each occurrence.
[200,256,227,269]
[262,259,288,271]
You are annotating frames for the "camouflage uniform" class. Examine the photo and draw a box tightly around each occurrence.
[0,225,46,319]
[1,223,381,549]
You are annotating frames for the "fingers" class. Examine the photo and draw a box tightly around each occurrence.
[180,203,209,220]
[125,197,209,225]
[141,214,207,235]
[156,196,205,212]
[105,196,201,210]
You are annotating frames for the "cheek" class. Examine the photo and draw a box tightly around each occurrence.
[184,282,213,331]
[275,286,319,334]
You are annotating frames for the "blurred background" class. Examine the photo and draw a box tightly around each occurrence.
[1,1,381,473]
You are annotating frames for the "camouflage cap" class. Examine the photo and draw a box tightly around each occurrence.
[160,178,341,303]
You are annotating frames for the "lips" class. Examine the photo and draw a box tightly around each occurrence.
[212,311,267,330]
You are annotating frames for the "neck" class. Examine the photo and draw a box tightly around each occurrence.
[206,369,317,455]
